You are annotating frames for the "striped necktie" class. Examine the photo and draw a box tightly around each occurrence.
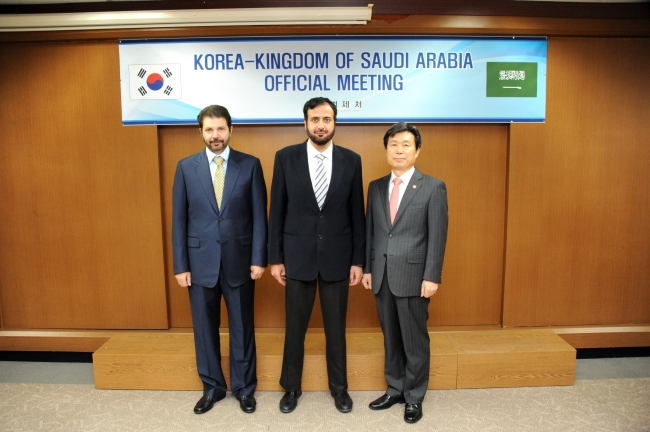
[314,154,328,209]
[213,156,225,209]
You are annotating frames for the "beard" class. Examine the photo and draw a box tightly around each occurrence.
[307,126,335,146]
[204,136,229,153]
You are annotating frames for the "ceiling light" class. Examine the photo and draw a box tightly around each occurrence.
[0,5,373,32]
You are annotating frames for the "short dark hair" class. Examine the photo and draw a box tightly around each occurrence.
[383,122,422,150]
[303,97,337,122]
[197,105,232,129]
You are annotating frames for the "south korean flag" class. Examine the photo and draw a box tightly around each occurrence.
[129,64,182,100]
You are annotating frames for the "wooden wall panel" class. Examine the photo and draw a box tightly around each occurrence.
[0,41,168,329]
[423,124,507,326]
[503,38,650,326]
[159,124,307,328]
[3,19,645,339]
[160,123,506,328]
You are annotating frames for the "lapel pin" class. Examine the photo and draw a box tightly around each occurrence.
[413,185,417,189]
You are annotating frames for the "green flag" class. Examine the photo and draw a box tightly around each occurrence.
[486,62,538,97]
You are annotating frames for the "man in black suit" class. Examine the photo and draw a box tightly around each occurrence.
[268,97,365,414]
[362,122,448,424]
[172,105,267,415]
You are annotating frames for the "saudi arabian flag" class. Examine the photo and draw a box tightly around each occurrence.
[486,62,538,97]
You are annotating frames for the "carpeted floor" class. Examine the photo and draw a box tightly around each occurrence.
[0,358,649,431]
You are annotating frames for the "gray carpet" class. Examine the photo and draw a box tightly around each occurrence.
[1,358,649,431]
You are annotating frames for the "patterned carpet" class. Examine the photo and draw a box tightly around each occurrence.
[1,379,649,431]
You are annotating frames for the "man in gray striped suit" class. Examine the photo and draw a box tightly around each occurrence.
[362,122,448,424]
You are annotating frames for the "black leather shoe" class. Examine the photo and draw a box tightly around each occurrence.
[279,390,302,413]
[369,394,406,410]
[331,391,353,413]
[404,403,423,423]
[237,395,256,414]
[193,394,224,414]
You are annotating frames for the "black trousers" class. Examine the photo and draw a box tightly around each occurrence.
[375,268,430,404]
[280,274,349,393]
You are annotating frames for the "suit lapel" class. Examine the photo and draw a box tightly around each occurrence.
[220,149,241,213]
[195,151,218,214]
[321,145,345,210]
[392,169,423,227]
[377,175,391,228]
[290,142,320,210]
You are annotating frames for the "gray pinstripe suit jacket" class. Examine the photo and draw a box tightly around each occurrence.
[364,168,448,296]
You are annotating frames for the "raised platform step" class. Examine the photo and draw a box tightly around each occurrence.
[93,329,575,391]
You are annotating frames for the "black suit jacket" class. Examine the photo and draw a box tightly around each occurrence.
[268,142,365,282]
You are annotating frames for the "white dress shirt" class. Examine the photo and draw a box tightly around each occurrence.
[388,166,416,210]
[307,140,333,190]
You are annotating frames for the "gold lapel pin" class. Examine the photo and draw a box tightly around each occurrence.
[413,185,417,189]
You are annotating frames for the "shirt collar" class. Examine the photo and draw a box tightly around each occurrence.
[306,139,334,160]
[205,145,231,163]
[390,166,416,185]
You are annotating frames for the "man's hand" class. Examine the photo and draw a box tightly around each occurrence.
[175,272,191,287]
[250,265,265,280]
[361,273,372,290]
[421,280,439,298]
[270,264,286,286]
[349,265,363,286]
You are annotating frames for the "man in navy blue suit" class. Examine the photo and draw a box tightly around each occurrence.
[172,105,267,414]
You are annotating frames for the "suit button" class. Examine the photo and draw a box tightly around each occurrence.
[218,218,223,222]
[217,240,221,244]
[318,235,323,240]
[389,234,393,237]
[319,215,323,218]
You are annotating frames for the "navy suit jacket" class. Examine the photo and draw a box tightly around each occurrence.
[172,148,267,288]
[268,142,365,282]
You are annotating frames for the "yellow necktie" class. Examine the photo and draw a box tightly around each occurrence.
[213,156,224,208]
